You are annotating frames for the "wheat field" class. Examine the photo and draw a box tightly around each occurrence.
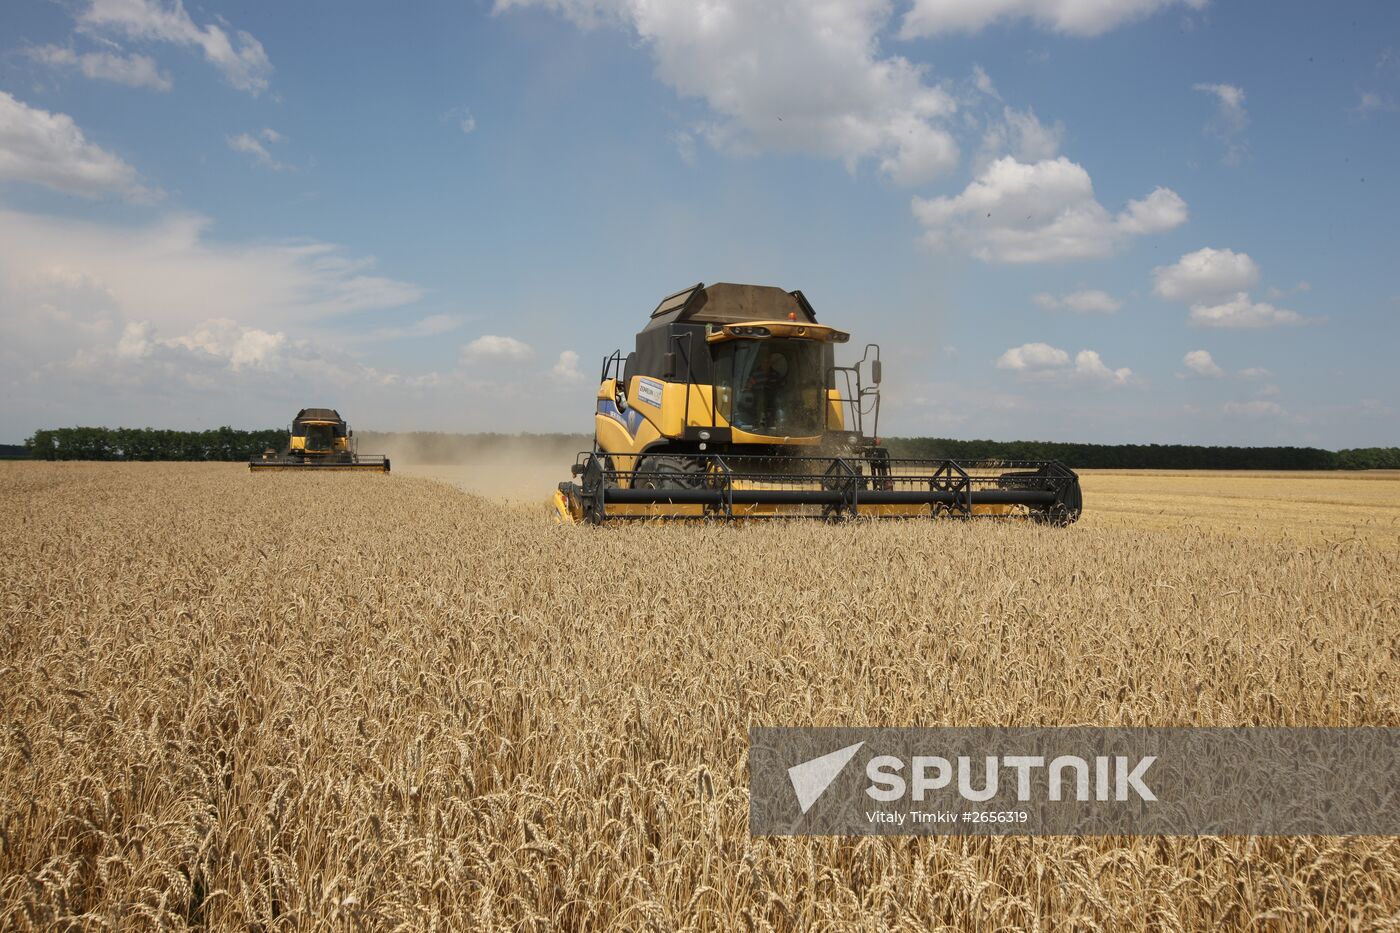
[2,461,1398,930]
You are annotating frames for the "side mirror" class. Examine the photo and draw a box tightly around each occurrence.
[871,359,883,385]
[662,351,677,379]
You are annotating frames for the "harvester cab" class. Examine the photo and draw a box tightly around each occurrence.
[248,408,391,472]
[554,282,1081,524]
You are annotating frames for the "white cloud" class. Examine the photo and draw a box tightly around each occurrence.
[1156,247,1314,329]
[228,132,270,163]
[462,335,533,362]
[1355,91,1397,114]
[551,349,584,381]
[0,92,152,199]
[28,45,172,91]
[227,131,286,170]
[498,0,961,185]
[912,156,1186,263]
[996,341,1069,370]
[1238,366,1270,379]
[1072,349,1133,385]
[441,106,478,136]
[0,207,422,341]
[996,341,1132,385]
[1182,349,1223,377]
[163,318,286,370]
[1194,82,1247,165]
[1264,280,1310,300]
[0,206,430,416]
[1194,82,1245,124]
[0,213,597,434]
[980,106,1063,164]
[115,320,153,358]
[60,316,402,397]
[1188,292,1306,329]
[972,65,999,99]
[78,0,273,95]
[900,0,1207,38]
[1152,247,1260,303]
[1222,400,1284,417]
[1032,289,1121,313]
[368,314,465,340]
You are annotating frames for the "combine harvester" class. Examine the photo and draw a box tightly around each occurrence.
[554,283,1080,524]
[249,408,390,472]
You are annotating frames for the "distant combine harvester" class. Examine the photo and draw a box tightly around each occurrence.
[250,408,390,473]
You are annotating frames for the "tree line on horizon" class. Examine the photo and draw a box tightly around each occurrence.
[24,427,290,462]
[17,426,1400,470]
[882,437,1400,470]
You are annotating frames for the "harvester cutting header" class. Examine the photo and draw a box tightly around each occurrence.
[249,408,390,472]
[554,282,1081,524]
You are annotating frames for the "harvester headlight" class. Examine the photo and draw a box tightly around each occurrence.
[728,325,771,337]
[699,430,711,440]
[830,330,850,343]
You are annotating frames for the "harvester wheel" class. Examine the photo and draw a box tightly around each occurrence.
[634,456,704,490]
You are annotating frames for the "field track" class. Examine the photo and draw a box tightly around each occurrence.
[2,462,1398,930]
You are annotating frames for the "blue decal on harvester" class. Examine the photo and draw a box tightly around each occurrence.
[597,398,646,435]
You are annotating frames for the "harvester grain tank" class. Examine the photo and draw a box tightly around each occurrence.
[554,282,1081,523]
[248,408,390,472]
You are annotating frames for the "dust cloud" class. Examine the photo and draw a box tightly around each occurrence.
[360,433,588,503]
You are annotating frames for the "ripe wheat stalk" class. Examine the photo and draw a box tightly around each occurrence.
[1,462,1397,930]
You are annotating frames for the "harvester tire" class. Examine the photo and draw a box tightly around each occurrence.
[634,456,705,490]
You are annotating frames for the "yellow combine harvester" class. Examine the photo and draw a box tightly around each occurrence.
[249,408,390,472]
[554,282,1081,524]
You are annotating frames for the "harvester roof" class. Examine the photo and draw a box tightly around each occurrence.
[645,283,818,329]
[294,408,344,425]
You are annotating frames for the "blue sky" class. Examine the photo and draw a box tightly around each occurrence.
[0,0,1396,446]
